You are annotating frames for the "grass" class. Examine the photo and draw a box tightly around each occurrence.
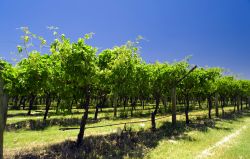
[145,114,250,159]
[3,104,250,158]
[210,117,250,159]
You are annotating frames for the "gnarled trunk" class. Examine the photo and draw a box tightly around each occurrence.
[0,79,8,159]
[248,97,250,108]
[95,97,104,120]
[56,98,61,113]
[13,95,18,110]
[18,96,25,110]
[237,95,240,112]
[185,94,190,124]
[113,95,118,117]
[123,98,128,110]
[240,96,243,111]
[151,97,160,130]
[130,98,137,117]
[208,96,212,119]
[27,94,36,115]
[215,93,219,117]
[221,97,225,116]
[171,87,177,127]
[76,88,90,146]
[142,99,145,110]
[43,93,51,121]
[22,97,27,110]
[162,97,167,113]
[198,96,202,109]
[94,104,99,120]
[233,97,236,112]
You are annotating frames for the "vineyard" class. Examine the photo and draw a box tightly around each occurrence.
[0,28,250,159]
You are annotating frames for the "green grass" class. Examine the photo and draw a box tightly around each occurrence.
[210,117,250,159]
[145,115,250,159]
[4,104,250,158]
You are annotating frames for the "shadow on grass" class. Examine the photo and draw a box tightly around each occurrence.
[220,110,250,121]
[7,105,176,119]
[10,116,224,159]
[5,108,166,131]
[7,110,84,118]
[7,112,43,118]
[5,117,100,131]
[10,110,250,159]
[7,108,248,132]
[10,121,189,159]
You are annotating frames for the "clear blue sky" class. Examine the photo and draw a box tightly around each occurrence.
[0,0,250,79]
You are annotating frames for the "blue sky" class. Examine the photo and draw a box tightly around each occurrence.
[0,0,250,79]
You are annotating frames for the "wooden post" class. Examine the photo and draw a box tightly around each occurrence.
[0,79,8,159]
[170,65,197,127]
[171,87,177,127]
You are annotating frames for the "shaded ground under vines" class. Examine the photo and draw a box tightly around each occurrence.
[7,110,250,159]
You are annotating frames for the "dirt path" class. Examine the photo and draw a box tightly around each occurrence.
[196,125,247,159]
